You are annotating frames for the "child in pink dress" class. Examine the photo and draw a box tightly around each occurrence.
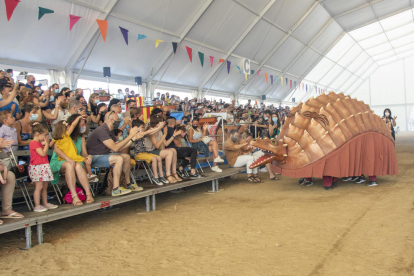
[28,122,58,212]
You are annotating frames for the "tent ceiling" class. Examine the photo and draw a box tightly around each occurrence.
[1,0,414,101]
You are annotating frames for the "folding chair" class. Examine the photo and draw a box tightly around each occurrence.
[135,160,157,185]
[184,136,211,171]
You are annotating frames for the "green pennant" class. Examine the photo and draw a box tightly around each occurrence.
[198,51,204,67]
[251,70,255,75]
[38,7,54,20]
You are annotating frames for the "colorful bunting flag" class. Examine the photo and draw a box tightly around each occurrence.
[302,83,304,90]
[251,70,254,75]
[198,52,204,67]
[155,39,163,48]
[5,0,19,21]
[270,75,273,85]
[137,34,147,41]
[264,73,268,84]
[172,42,178,54]
[227,61,231,74]
[245,73,248,81]
[186,46,192,62]
[235,65,241,74]
[306,85,308,92]
[275,76,279,85]
[280,76,283,86]
[257,70,261,76]
[210,56,214,67]
[294,81,297,88]
[218,59,225,64]
[119,27,129,45]
[285,78,288,85]
[38,7,54,20]
[290,80,292,88]
[96,19,108,42]
[69,14,81,31]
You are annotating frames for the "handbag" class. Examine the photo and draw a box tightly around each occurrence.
[202,136,212,145]
[8,148,29,179]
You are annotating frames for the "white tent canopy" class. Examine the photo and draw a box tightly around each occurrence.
[1,0,414,102]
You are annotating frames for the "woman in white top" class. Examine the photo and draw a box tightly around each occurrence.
[145,114,182,183]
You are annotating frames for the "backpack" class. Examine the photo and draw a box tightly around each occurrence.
[99,167,129,196]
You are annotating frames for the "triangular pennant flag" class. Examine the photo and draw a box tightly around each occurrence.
[69,14,81,31]
[285,78,288,85]
[294,81,297,88]
[210,56,214,67]
[172,42,178,54]
[306,85,308,92]
[119,27,129,45]
[137,34,147,41]
[245,73,248,81]
[186,46,192,62]
[275,76,279,85]
[96,19,108,42]
[235,65,241,74]
[251,70,254,75]
[5,0,20,21]
[270,75,273,85]
[257,70,261,76]
[227,61,231,74]
[302,83,304,90]
[218,59,225,64]
[290,80,292,88]
[280,76,283,86]
[38,7,54,20]
[198,52,204,67]
[264,73,268,84]
[155,39,163,48]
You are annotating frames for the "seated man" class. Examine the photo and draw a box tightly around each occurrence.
[224,130,261,183]
[165,116,203,179]
[86,112,142,196]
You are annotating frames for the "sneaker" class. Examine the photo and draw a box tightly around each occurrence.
[87,174,99,182]
[159,176,169,184]
[213,157,225,163]
[332,181,337,188]
[259,167,268,172]
[355,177,366,184]
[34,205,48,212]
[44,203,59,209]
[112,187,132,196]
[366,181,378,186]
[189,172,204,179]
[128,183,144,191]
[211,166,222,172]
[177,170,187,179]
[351,176,359,181]
[183,170,190,178]
[324,187,332,191]
[298,178,306,185]
[152,177,163,186]
[304,181,313,186]
[342,177,353,181]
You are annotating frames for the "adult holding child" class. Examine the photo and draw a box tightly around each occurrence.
[50,114,96,205]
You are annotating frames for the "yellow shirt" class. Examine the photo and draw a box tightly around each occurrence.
[53,132,85,162]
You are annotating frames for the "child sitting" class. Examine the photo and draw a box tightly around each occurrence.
[0,111,18,184]
[28,121,58,212]
[52,117,98,182]
[132,119,167,186]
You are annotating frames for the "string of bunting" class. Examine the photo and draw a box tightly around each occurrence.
[3,0,329,94]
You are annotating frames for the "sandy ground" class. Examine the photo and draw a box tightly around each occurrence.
[0,132,413,276]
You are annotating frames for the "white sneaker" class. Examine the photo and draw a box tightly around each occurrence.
[214,157,225,163]
[34,205,48,212]
[259,167,268,172]
[211,166,222,172]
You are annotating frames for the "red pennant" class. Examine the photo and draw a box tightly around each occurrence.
[5,0,20,21]
[218,59,225,64]
[69,14,82,31]
[210,56,214,67]
[290,80,292,88]
[186,46,192,62]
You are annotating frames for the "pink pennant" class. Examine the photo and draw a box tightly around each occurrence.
[69,14,82,31]
[5,0,20,21]
[210,56,214,67]
[257,70,261,76]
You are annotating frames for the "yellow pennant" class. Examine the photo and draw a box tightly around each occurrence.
[155,39,163,48]
[245,73,248,81]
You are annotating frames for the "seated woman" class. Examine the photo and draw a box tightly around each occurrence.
[188,117,224,172]
[49,114,95,205]
[145,114,182,183]
[240,131,278,180]
[209,119,228,151]
[269,113,280,139]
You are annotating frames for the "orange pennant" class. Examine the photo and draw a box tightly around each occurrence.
[265,73,268,84]
[96,19,108,42]
[218,59,225,64]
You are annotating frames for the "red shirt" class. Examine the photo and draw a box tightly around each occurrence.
[29,141,49,165]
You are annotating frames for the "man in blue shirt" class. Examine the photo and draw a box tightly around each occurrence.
[0,85,19,118]
[25,75,35,89]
